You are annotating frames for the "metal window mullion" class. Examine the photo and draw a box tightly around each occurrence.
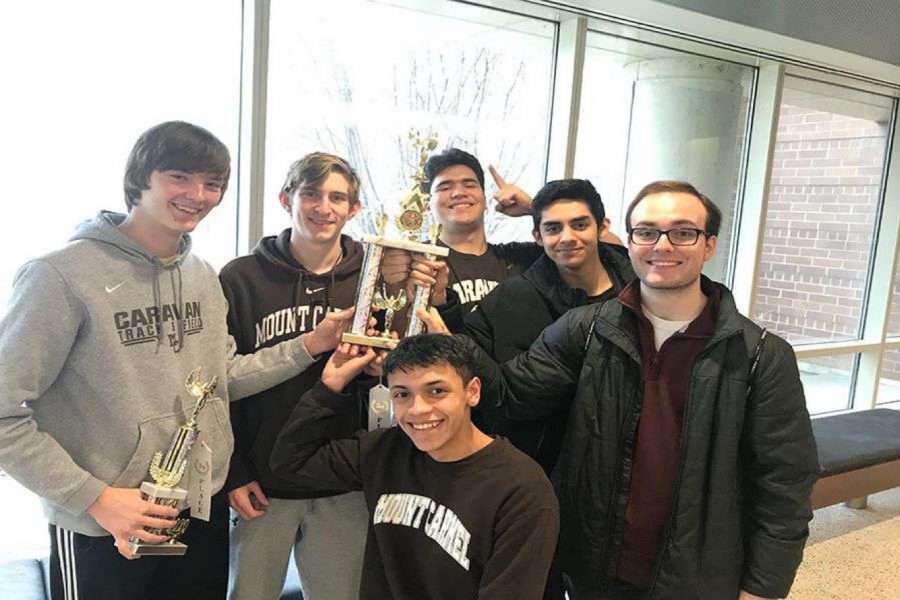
[237,0,270,255]
[545,16,587,180]
[732,63,784,317]
[854,99,900,407]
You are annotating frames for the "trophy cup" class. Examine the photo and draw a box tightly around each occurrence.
[343,131,449,348]
[127,368,217,556]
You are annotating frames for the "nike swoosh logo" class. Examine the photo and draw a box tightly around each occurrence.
[105,282,125,294]
[306,287,326,295]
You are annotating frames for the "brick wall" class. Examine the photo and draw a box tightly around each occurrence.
[755,105,892,375]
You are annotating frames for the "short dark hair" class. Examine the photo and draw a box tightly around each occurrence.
[531,179,605,232]
[384,334,474,384]
[123,121,231,210]
[281,152,361,204]
[624,180,722,236]
[422,148,485,193]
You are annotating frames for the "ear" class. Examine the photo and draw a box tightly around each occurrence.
[703,234,718,262]
[532,229,543,247]
[348,200,362,220]
[465,376,482,408]
[598,218,610,240]
[279,191,292,213]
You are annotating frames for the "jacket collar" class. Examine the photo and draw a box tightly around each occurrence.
[596,275,746,362]
[521,243,635,316]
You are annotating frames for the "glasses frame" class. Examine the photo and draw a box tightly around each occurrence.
[628,227,709,246]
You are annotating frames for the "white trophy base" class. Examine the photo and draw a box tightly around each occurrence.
[128,482,189,557]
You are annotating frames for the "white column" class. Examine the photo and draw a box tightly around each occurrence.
[623,57,746,280]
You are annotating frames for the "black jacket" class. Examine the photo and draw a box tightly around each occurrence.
[472,277,818,599]
[219,231,365,498]
[464,243,634,472]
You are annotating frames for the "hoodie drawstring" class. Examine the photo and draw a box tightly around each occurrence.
[152,264,165,352]
[170,265,185,353]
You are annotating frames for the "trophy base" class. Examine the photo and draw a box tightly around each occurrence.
[342,332,400,350]
[128,482,189,557]
[131,540,188,556]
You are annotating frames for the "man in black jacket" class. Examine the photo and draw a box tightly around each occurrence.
[456,181,818,600]
[461,179,634,474]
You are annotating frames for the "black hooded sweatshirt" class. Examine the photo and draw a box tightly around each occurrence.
[219,230,365,498]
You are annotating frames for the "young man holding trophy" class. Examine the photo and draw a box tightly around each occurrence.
[219,152,372,600]
[0,122,351,600]
[270,333,559,600]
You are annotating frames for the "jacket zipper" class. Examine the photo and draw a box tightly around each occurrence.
[644,329,742,597]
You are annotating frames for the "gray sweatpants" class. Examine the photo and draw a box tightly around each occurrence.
[228,492,368,600]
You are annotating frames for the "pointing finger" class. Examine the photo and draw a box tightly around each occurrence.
[488,164,507,188]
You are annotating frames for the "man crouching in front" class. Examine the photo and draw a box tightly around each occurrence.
[270,333,559,599]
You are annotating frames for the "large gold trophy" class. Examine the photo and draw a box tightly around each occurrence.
[343,131,449,349]
[127,368,217,556]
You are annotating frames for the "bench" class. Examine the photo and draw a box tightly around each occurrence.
[810,408,900,510]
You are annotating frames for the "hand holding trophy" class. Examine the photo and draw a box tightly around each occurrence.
[342,131,449,349]
[341,132,448,431]
[127,368,218,556]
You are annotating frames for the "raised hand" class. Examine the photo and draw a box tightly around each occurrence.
[409,255,450,305]
[415,306,451,335]
[380,248,412,285]
[86,486,180,559]
[321,343,379,392]
[489,165,533,217]
[302,306,355,357]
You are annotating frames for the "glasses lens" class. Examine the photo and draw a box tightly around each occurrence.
[631,228,659,244]
[669,229,700,245]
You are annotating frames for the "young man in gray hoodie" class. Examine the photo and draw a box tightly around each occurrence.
[0,121,349,600]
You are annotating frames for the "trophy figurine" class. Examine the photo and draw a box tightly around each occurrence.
[342,131,449,348]
[128,368,217,556]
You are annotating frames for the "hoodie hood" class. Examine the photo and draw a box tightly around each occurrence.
[71,211,193,352]
[251,230,364,313]
[69,210,192,267]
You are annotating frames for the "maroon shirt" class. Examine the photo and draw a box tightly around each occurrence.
[615,280,720,586]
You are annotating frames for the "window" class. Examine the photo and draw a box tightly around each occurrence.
[878,348,900,405]
[574,31,755,282]
[0,1,242,311]
[752,77,894,345]
[799,353,858,414]
[263,0,555,242]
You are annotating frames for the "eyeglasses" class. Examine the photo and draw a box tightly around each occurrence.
[628,227,708,246]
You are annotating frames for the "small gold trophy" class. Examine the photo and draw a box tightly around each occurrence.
[127,368,217,556]
[343,131,449,348]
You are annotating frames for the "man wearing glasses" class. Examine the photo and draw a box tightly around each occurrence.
[466,180,818,600]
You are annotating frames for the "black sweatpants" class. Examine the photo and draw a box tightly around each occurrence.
[48,492,228,600]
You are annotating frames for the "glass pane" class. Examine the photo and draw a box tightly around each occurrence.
[752,76,894,344]
[799,353,857,415]
[265,0,555,242]
[0,2,241,313]
[887,268,900,337]
[878,348,900,405]
[574,32,755,282]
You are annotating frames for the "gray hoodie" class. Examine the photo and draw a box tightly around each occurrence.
[0,211,316,536]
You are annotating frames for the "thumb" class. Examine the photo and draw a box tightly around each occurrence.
[250,482,270,506]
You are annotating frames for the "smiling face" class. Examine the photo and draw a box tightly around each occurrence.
[628,191,717,290]
[429,164,487,232]
[134,170,224,237]
[534,199,603,272]
[280,171,360,244]
[389,363,482,462]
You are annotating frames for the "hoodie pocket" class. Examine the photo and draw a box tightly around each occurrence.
[110,401,232,490]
